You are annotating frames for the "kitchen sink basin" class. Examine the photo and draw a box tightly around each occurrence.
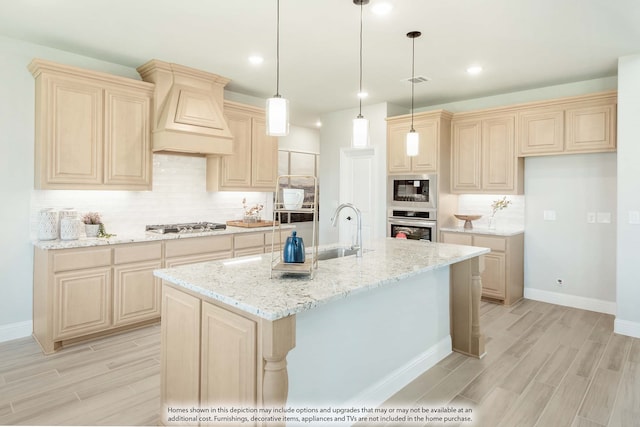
[316,247,370,261]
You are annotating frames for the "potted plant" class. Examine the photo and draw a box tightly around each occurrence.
[82,212,102,237]
[489,196,512,229]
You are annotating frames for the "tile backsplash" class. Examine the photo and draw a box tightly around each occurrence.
[455,194,525,228]
[30,154,273,239]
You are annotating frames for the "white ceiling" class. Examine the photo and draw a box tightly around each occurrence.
[1,0,639,127]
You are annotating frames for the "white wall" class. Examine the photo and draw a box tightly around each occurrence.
[318,103,389,245]
[278,125,320,154]
[615,54,640,337]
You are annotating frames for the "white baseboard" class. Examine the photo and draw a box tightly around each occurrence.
[0,320,32,343]
[346,335,452,409]
[614,319,640,339]
[524,288,616,315]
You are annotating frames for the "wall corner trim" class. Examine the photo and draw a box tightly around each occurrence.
[614,319,640,339]
[524,288,616,315]
[0,320,33,343]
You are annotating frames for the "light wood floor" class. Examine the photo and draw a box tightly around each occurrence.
[0,300,638,426]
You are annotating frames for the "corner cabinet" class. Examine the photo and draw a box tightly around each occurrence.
[386,110,452,174]
[28,59,153,190]
[517,91,617,157]
[441,231,524,306]
[206,101,278,191]
[451,113,524,194]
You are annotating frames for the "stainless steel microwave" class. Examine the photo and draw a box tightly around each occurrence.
[387,174,437,209]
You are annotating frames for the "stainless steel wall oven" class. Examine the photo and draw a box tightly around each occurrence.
[387,208,437,242]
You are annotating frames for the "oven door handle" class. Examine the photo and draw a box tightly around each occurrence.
[388,218,437,227]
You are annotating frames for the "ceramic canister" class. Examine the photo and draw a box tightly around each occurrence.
[38,209,59,241]
[60,218,82,241]
[58,208,77,238]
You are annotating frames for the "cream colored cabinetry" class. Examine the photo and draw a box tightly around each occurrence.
[160,284,294,425]
[29,59,153,190]
[517,91,617,156]
[206,101,278,191]
[112,243,163,327]
[386,110,452,174]
[165,235,233,267]
[441,231,524,306]
[451,113,524,194]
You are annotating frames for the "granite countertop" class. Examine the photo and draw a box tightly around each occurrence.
[439,225,524,237]
[32,224,295,250]
[154,238,489,321]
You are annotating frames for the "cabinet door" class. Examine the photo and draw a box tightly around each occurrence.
[451,120,482,192]
[565,102,616,153]
[161,286,200,425]
[201,302,257,406]
[220,107,253,188]
[103,87,152,189]
[411,118,439,173]
[387,120,412,174]
[482,115,516,192]
[481,252,506,300]
[518,108,564,156]
[251,117,278,188]
[38,74,103,187]
[53,267,112,340]
[113,260,162,327]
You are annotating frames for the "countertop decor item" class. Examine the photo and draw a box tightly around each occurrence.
[82,212,102,237]
[38,209,58,241]
[242,198,264,223]
[454,214,482,229]
[489,196,512,229]
[283,230,305,263]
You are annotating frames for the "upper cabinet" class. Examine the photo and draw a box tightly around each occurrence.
[206,101,278,191]
[517,91,616,157]
[137,60,234,155]
[29,59,153,190]
[451,112,524,194]
[386,110,452,175]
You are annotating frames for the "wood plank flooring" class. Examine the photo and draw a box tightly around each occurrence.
[0,300,639,426]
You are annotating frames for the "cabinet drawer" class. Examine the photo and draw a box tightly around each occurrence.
[53,247,112,272]
[441,232,473,246]
[234,232,265,249]
[114,242,162,264]
[165,235,233,258]
[474,235,506,252]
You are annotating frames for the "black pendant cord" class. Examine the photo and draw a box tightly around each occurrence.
[275,0,281,97]
[410,34,415,132]
[358,1,364,118]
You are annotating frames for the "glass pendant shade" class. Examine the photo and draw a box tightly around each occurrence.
[352,116,369,148]
[266,96,289,136]
[406,129,419,156]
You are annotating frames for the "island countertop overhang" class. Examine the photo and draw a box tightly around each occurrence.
[153,238,489,321]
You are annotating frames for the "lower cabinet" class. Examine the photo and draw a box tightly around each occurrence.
[113,260,162,327]
[441,231,524,306]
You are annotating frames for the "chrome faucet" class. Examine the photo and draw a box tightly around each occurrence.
[330,203,362,257]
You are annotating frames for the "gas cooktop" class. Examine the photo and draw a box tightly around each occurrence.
[145,222,227,234]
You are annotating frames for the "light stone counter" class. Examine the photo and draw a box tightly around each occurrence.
[440,225,524,237]
[32,224,295,250]
[154,238,489,321]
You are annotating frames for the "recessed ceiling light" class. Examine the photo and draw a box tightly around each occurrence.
[466,65,483,75]
[315,120,322,128]
[357,91,368,99]
[248,55,264,65]
[372,2,392,15]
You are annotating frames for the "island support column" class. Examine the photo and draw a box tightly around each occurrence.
[260,315,296,413]
[450,256,486,358]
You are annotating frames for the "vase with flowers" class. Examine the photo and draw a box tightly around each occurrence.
[82,212,102,237]
[489,196,511,229]
[242,198,264,223]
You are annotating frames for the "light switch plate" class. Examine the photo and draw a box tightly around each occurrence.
[630,211,640,225]
[543,210,556,221]
[587,212,596,223]
[597,212,611,224]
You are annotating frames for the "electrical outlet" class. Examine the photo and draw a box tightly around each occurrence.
[556,278,564,287]
[597,212,611,224]
[587,212,596,223]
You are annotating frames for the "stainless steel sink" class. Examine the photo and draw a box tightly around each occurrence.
[316,247,369,261]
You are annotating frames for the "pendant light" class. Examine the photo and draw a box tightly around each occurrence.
[406,31,422,156]
[266,0,289,136]
[352,0,369,148]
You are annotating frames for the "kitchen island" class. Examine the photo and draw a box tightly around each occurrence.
[154,238,489,426]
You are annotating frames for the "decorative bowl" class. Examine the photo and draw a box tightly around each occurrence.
[454,214,482,230]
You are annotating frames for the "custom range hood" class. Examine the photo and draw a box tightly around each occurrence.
[137,59,233,155]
